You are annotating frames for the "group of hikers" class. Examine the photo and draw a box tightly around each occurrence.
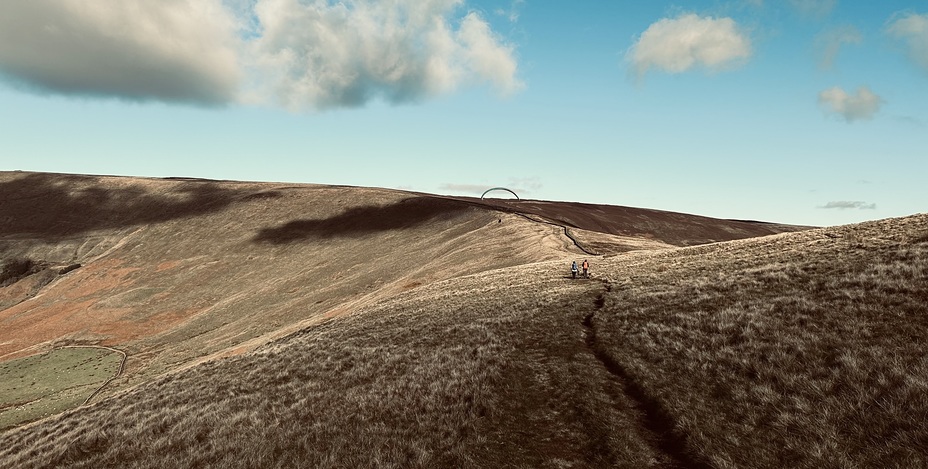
[570,259,590,279]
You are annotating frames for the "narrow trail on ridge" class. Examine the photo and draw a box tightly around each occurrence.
[512,212,598,256]
[582,280,712,469]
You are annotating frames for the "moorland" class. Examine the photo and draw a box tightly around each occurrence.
[1,171,925,468]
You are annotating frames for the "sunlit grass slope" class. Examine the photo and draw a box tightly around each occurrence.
[1,213,924,467]
[0,263,659,468]
[0,171,580,420]
[592,214,928,467]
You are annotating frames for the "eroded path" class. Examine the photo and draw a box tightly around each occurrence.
[582,279,712,469]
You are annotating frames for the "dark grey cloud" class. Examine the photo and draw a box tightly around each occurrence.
[819,201,877,210]
[0,0,241,105]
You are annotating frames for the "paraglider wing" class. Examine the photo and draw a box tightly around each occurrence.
[480,187,520,200]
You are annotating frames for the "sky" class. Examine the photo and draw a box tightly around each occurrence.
[1,0,926,227]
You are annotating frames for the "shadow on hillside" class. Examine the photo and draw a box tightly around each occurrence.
[0,173,249,239]
[253,197,473,244]
[457,197,811,247]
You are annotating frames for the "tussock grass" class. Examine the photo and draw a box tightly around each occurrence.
[0,265,665,468]
[592,215,928,467]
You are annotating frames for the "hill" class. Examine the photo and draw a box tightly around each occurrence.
[0,170,802,414]
[4,172,922,467]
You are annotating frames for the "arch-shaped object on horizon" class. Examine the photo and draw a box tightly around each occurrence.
[480,187,520,200]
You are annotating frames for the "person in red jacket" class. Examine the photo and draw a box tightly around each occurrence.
[582,260,589,278]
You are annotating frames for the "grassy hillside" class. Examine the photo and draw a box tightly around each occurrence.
[1,170,803,430]
[1,171,588,426]
[591,214,928,467]
[1,200,924,467]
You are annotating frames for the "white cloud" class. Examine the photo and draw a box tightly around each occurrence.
[887,13,928,72]
[0,0,241,105]
[246,0,521,110]
[818,86,883,122]
[0,0,521,110]
[789,0,837,18]
[439,183,491,195]
[628,14,752,77]
[819,201,876,210]
[816,26,862,69]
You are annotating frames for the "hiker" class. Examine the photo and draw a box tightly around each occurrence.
[571,261,579,279]
[582,260,589,278]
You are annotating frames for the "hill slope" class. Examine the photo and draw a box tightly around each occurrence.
[1,171,586,411]
[1,205,925,466]
[10,170,892,466]
[0,171,804,413]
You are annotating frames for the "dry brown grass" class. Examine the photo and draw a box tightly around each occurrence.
[590,214,928,468]
[5,214,924,467]
[0,264,662,468]
[3,172,925,467]
[0,172,582,412]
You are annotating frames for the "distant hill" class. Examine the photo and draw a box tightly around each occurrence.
[0,171,807,399]
[451,197,809,248]
[6,172,920,468]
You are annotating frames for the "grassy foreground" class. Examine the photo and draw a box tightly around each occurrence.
[0,214,925,467]
[0,263,666,468]
[592,214,928,467]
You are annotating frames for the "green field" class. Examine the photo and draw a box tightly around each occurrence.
[0,347,123,430]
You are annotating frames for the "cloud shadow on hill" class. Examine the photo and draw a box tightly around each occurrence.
[253,197,473,244]
[0,173,251,239]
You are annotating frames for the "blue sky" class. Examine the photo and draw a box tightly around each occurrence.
[1,0,925,226]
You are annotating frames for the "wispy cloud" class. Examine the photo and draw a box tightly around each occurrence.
[627,14,752,78]
[508,177,542,194]
[816,25,862,69]
[894,115,926,127]
[819,201,877,210]
[439,178,539,197]
[495,0,525,23]
[789,0,838,18]
[887,13,928,73]
[0,0,522,110]
[438,183,490,195]
[818,86,883,122]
